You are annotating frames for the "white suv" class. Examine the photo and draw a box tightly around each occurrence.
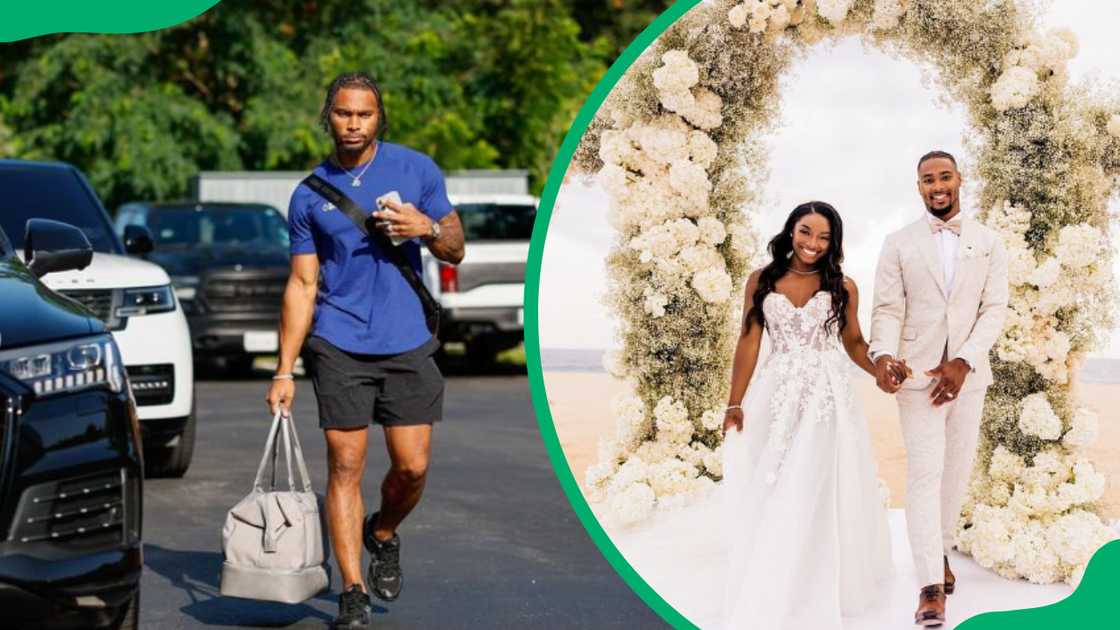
[423,193,535,360]
[0,160,195,477]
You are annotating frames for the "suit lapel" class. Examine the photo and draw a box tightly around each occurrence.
[914,218,949,301]
[948,217,975,300]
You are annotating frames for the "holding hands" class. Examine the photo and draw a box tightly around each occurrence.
[873,355,969,406]
[874,356,912,394]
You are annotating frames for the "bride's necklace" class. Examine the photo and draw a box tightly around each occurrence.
[788,266,819,276]
[335,145,377,187]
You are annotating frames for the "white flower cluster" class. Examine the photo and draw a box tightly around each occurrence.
[626,214,733,305]
[986,201,1111,384]
[1062,408,1099,449]
[727,0,810,34]
[691,267,734,303]
[816,0,854,25]
[598,115,717,232]
[610,393,647,455]
[587,78,745,521]
[1109,114,1120,139]
[654,396,694,445]
[871,0,908,31]
[591,441,718,526]
[961,444,1116,584]
[652,50,724,129]
[990,29,1079,112]
[1018,393,1061,440]
[589,385,727,522]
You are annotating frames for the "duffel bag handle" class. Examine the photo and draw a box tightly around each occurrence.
[254,410,313,493]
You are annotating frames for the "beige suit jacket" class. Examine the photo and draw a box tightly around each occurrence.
[869,215,1009,392]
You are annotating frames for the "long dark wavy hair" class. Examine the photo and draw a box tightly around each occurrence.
[745,201,848,337]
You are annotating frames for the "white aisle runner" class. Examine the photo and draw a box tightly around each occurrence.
[603,507,1072,629]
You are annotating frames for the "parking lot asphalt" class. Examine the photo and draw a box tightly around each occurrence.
[138,365,665,629]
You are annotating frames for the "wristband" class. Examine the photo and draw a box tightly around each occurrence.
[726,404,742,411]
[272,373,294,381]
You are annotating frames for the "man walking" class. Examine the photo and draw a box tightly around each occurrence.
[869,150,1008,626]
[267,71,465,629]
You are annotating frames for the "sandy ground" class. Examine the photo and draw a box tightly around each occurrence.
[542,371,1120,518]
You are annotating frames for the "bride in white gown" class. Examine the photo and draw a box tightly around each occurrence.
[718,201,896,629]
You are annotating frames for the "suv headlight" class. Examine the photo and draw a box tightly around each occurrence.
[116,285,176,317]
[0,334,126,396]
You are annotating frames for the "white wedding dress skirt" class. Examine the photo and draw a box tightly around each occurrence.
[717,291,893,629]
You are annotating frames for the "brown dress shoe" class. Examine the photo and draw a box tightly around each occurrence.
[944,555,955,595]
[914,584,946,626]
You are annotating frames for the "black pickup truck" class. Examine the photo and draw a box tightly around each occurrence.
[115,201,289,373]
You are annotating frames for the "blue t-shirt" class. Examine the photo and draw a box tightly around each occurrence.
[288,142,454,355]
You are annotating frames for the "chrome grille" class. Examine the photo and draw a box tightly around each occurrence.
[58,289,116,323]
[201,274,286,313]
[9,471,126,548]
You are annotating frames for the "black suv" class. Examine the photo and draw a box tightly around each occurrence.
[115,202,290,373]
[0,220,143,629]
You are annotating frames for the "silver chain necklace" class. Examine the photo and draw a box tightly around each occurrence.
[788,267,819,276]
[336,145,377,187]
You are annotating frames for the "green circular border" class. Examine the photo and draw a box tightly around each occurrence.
[524,1,703,627]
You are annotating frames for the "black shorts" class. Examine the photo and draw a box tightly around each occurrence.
[304,335,444,429]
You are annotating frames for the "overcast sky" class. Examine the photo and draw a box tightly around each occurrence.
[539,1,1120,359]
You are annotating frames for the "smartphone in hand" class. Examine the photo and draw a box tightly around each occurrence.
[375,191,408,246]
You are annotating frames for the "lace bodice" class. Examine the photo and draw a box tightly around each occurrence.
[755,290,854,485]
[762,290,844,355]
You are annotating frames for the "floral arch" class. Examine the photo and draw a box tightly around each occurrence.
[571,0,1120,585]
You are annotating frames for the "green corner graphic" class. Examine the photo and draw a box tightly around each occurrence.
[958,540,1120,630]
[521,0,1120,628]
[1,1,221,42]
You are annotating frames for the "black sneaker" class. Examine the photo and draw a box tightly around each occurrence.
[333,584,371,629]
[363,511,403,602]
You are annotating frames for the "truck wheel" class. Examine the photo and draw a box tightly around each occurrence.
[145,408,196,478]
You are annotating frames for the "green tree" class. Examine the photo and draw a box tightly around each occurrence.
[0,0,616,205]
[565,0,673,57]
[451,0,607,189]
[2,34,242,205]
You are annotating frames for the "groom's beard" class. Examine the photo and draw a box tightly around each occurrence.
[925,201,955,217]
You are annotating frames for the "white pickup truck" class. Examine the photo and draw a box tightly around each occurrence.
[423,193,535,360]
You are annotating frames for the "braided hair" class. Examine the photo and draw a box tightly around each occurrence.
[318,71,389,138]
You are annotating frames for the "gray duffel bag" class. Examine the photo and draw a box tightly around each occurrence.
[220,410,329,603]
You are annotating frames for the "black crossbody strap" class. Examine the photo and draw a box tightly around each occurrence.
[302,174,440,335]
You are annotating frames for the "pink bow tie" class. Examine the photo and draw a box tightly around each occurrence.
[930,218,961,236]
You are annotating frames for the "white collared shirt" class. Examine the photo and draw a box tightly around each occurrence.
[869,211,972,371]
[926,211,960,292]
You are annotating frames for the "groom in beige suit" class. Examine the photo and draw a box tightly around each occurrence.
[869,151,1009,627]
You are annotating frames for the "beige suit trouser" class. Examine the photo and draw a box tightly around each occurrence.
[896,383,986,587]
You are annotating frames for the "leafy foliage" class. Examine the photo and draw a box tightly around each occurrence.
[0,0,656,208]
